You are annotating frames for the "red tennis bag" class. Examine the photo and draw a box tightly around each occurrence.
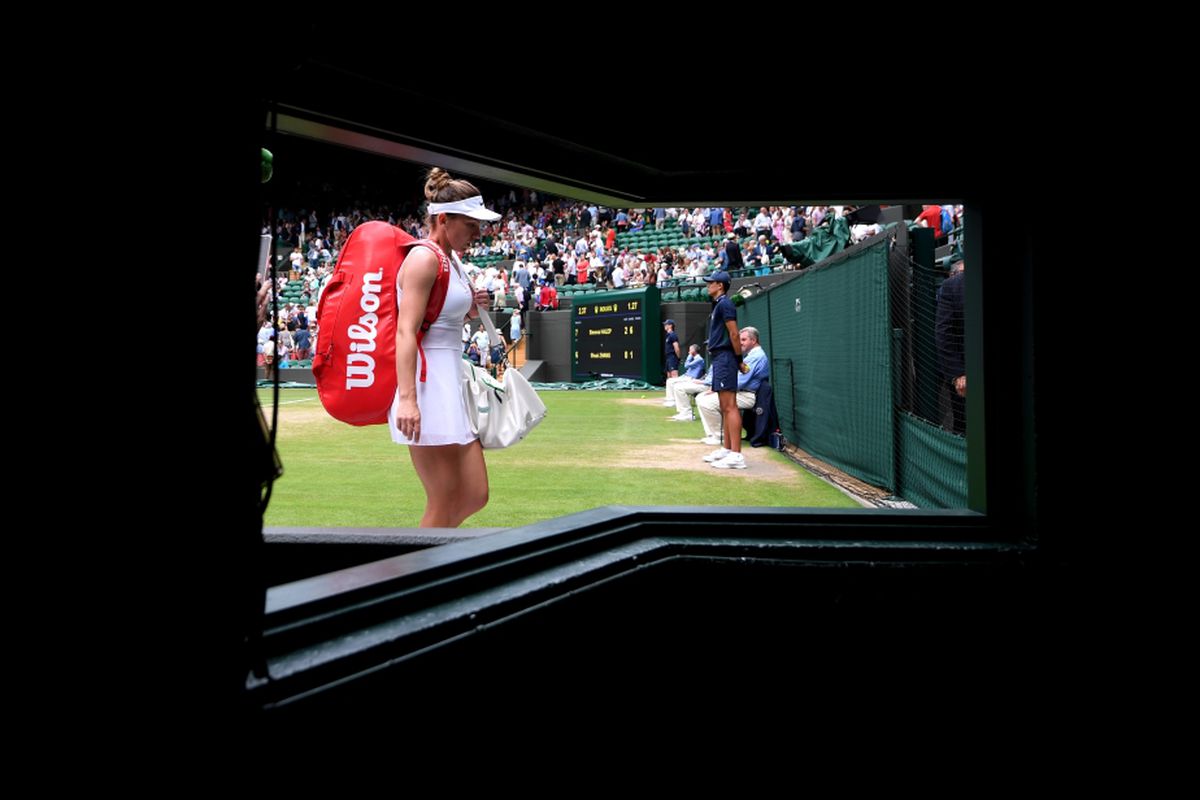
[313,221,451,425]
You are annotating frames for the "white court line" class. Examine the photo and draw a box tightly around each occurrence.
[261,397,317,406]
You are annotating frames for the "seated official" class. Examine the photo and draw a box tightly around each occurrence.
[696,327,769,446]
[681,345,704,379]
[681,366,713,429]
[667,346,708,420]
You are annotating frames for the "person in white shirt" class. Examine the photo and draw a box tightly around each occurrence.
[754,209,772,240]
[491,274,506,308]
[471,324,491,367]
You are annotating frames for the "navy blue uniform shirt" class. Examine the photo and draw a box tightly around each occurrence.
[664,330,680,367]
[707,294,737,352]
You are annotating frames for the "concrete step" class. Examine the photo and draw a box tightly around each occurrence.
[519,359,545,381]
[263,526,507,586]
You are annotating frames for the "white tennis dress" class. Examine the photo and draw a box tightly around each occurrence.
[388,249,477,446]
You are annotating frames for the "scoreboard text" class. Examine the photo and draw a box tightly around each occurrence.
[573,297,643,379]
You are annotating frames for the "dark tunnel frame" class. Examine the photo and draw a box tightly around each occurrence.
[240,98,1047,713]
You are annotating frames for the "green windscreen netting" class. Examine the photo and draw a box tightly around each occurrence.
[896,412,967,509]
[892,227,967,507]
[741,225,967,508]
[742,237,893,489]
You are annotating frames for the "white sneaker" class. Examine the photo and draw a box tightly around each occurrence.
[703,447,730,462]
[700,435,722,446]
[670,411,694,421]
[711,452,746,469]
[662,399,677,407]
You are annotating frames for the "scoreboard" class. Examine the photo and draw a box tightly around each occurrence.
[572,286,662,382]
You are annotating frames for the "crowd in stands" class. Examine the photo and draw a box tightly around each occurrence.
[256,190,961,374]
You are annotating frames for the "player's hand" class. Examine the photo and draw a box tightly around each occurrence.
[396,397,421,442]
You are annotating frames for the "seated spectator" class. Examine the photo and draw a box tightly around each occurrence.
[611,264,626,289]
[751,236,773,275]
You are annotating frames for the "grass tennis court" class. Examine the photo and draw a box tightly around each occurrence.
[259,388,858,528]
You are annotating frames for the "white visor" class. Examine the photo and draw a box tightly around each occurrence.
[429,195,501,221]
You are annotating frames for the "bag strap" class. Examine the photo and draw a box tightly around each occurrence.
[407,240,452,382]
[475,301,502,348]
[407,242,503,366]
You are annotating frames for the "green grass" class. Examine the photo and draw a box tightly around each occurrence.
[260,388,857,528]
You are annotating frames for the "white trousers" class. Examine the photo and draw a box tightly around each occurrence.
[671,378,709,415]
[696,390,756,438]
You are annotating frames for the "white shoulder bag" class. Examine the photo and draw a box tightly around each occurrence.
[461,306,547,449]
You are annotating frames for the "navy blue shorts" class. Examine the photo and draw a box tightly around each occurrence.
[665,355,680,372]
[711,350,738,392]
